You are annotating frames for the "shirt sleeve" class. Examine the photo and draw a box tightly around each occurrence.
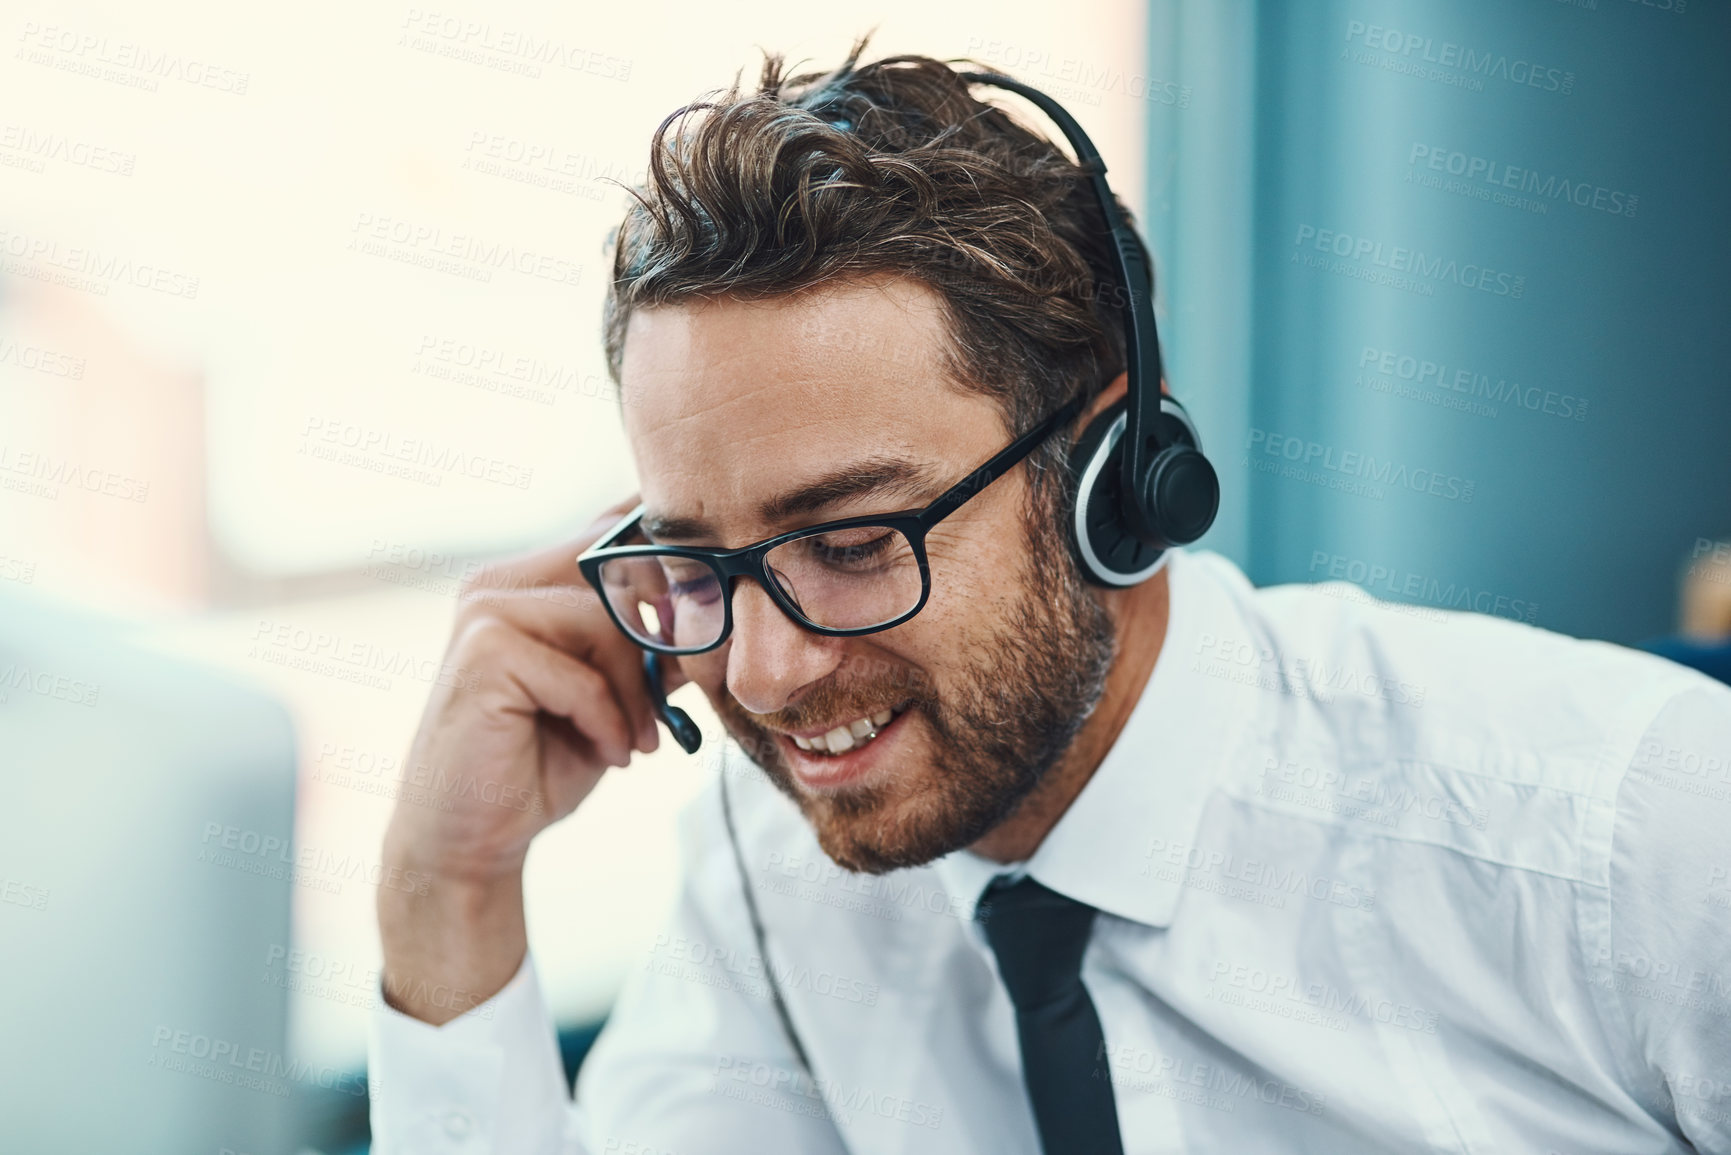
[367,949,577,1154]
[368,955,578,1149]
[1607,681,1731,1154]
[367,766,853,1155]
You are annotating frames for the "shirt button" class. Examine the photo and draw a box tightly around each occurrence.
[442,1109,473,1139]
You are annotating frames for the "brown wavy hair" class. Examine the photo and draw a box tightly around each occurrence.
[601,35,1151,503]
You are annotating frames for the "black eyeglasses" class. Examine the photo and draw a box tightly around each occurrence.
[577,396,1083,655]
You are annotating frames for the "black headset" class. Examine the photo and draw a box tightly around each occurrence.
[635,69,1219,1101]
[952,70,1220,588]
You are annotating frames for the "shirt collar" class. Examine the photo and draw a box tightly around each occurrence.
[930,548,1249,929]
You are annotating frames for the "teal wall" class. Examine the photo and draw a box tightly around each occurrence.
[1146,0,1728,644]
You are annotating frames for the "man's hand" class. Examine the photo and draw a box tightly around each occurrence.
[377,495,688,1024]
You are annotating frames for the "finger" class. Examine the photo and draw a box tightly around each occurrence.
[466,493,641,593]
[456,587,664,753]
[535,712,614,818]
[461,618,635,768]
[457,585,617,665]
[458,582,606,626]
[595,638,664,755]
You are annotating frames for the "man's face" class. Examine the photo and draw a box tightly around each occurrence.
[620,275,1117,873]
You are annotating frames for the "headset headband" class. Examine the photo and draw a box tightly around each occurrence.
[956,70,1170,545]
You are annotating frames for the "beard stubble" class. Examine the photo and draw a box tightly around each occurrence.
[714,495,1119,874]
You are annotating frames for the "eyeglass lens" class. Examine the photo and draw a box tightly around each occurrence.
[596,523,924,651]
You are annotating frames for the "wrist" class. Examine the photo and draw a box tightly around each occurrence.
[381,816,530,891]
[377,853,528,1026]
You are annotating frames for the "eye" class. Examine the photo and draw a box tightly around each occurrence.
[801,528,910,572]
[656,558,720,603]
[816,532,892,561]
[668,578,720,604]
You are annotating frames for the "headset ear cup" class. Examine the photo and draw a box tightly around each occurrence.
[1141,396,1217,547]
[1066,397,1163,587]
[1141,444,1220,547]
[1066,395,1215,586]
[1059,405,1114,588]
[1066,400,1121,587]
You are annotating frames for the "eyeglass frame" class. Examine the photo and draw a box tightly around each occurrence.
[576,394,1084,656]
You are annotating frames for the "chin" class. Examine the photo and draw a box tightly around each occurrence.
[756,720,954,873]
[803,785,960,876]
[790,729,1039,876]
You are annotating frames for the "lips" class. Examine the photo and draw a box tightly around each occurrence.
[778,704,913,791]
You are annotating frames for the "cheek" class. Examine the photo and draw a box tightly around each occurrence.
[858,606,983,710]
[920,482,1039,601]
[921,529,1038,639]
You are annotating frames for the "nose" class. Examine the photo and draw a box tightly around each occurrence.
[724,578,842,716]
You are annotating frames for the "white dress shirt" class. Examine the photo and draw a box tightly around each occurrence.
[369,548,1731,1154]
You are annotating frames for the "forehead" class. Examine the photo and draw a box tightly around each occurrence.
[618,276,1007,542]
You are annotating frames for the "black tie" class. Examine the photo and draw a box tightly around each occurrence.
[976,875,1125,1155]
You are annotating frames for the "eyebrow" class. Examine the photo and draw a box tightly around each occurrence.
[642,456,945,543]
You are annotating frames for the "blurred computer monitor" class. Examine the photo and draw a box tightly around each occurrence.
[0,590,298,1155]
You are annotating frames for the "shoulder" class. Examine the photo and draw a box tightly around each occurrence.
[1597,682,1731,1137]
[1193,549,1710,787]
[1181,551,1722,883]
[1607,681,1731,962]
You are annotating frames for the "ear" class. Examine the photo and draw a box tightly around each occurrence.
[1077,372,1130,432]
[1074,372,1170,435]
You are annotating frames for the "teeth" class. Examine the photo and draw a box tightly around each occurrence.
[790,706,904,756]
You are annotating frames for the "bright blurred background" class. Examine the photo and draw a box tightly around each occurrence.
[1,1,1726,1152]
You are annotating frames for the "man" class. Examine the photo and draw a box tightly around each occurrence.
[368,44,1731,1154]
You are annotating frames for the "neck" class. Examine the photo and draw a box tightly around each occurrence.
[968,564,1172,864]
